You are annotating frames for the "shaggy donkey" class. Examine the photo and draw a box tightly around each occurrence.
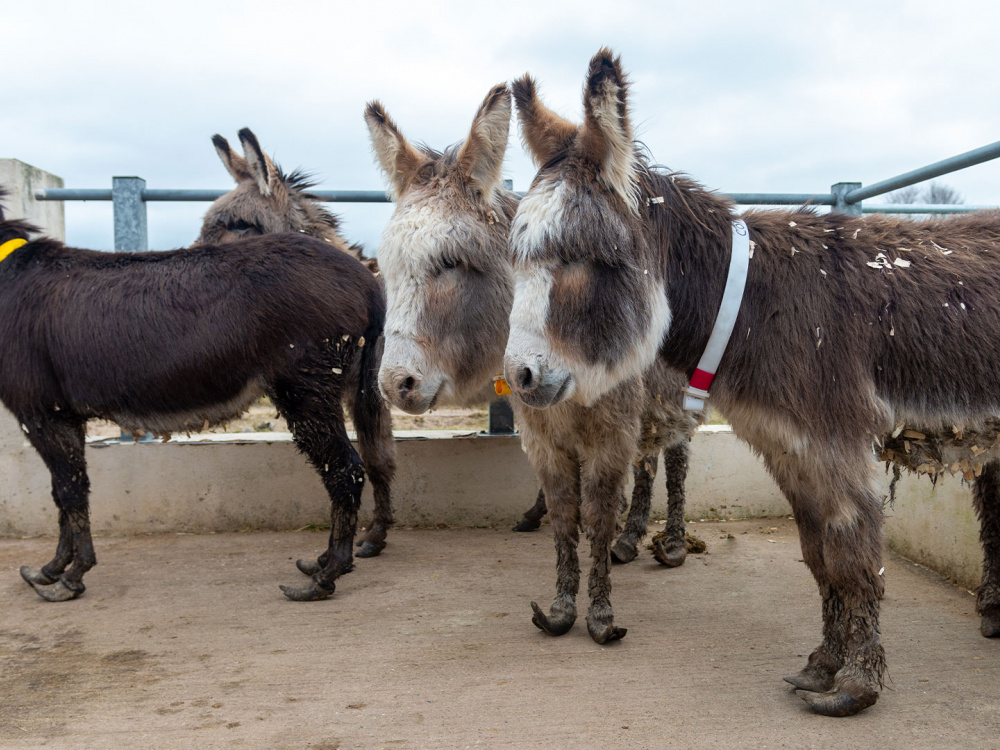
[506,48,1000,716]
[197,128,395,559]
[364,84,698,647]
[198,127,377,272]
[0,188,388,602]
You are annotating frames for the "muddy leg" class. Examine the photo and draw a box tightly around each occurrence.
[272,375,363,601]
[765,452,885,716]
[528,457,581,636]
[973,461,1000,637]
[19,412,94,602]
[611,453,657,564]
[650,442,690,568]
[513,488,548,532]
[354,388,396,559]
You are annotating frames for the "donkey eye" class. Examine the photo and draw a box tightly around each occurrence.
[228,219,260,234]
[440,257,459,270]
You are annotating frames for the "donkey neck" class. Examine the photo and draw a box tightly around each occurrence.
[650,172,740,375]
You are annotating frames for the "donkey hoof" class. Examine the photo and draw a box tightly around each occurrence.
[588,623,627,644]
[530,601,576,636]
[295,559,322,576]
[784,667,835,694]
[31,579,84,602]
[651,541,687,568]
[512,517,542,532]
[610,539,638,564]
[20,565,56,587]
[279,580,336,601]
[981,611,1000,638]
[354,541,384,558]
[795,687,878,717]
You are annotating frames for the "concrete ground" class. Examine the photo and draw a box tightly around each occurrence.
[0,518,997,750]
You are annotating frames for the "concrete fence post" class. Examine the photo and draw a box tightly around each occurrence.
[0,159,65,240]
[487,179,517,436]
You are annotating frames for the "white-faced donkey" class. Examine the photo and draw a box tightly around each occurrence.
[0,185,389,603]
[505,48,1000,716]
[197,127,395,559]
[363,84,700,648]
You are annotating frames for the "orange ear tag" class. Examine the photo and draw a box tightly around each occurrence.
[494,376,512,396]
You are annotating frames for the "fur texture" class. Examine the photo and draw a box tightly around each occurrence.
[0,188,388,601]
[365,85,699,646]
[508,49,1000,715]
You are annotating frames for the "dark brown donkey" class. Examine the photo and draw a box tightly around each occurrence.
[0,187,387,602]
[365,85,699,650]
[198,128,395,559]
[507,49,1000,716]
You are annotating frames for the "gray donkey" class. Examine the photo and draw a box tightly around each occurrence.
[364,84,699,648]
[198,128,394,559]
[505,48,1000,716]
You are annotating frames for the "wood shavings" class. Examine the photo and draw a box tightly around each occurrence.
[789,221,797,227]
[931,240,952,255]
[647,196,664,205]
[814,326,822,348]
[853,228,861,239]
[791,246,799,256]
[902,430,926,440]
[749,240,756,258]
[820,269,827,277]
[867,252,893,270]
[893,258,911,268]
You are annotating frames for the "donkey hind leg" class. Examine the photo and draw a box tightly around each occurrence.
[771,456,885,716]
[513,488,548,532]
[19,414,95,602]
[650,441,691,567]
[611,452,658,564]
[530,456,581,636]
[272,379,365,602]
[973,461,1000,637]
[353,378,397,559]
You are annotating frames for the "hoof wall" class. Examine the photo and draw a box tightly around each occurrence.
[354,541,384,558]
[589,624,627,644]
[31,579,84,602]
[610,541,638,564]
[295,559,322,576]
[651,544,687,567]
[279,581,335,601]
[981,612,1000,638]
[796,688,877,717]
[530,601,575,636]
[783,670,834,694]
[512,518,542,532]
[20,566,56,587]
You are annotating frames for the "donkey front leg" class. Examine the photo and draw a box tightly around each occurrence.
[528,454,581,636]
[19,414,95,602]
[973,461,1000,637]
[581,451,632,644]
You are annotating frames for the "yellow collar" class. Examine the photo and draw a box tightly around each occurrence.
[0,238,27,264]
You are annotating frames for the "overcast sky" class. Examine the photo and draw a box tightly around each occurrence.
[5,0,1000,253]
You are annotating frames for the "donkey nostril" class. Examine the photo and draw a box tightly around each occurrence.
[400,375,416,394]
[516,365,535,391]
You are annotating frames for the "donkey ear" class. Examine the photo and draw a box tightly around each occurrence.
[364,101,427,199]
[212,134,251,183]
[579,48,639,211]
[237,128,275,197]
[511,74,578,167]
[456,84,511,199]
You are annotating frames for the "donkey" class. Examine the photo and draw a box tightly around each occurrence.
[506,48,1000,716]
[0,187,388,602]
[198,127,378,274]
[197,128,394,559]
[365,84,699,647]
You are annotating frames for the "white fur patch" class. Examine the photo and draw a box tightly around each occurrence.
[511,180,567,261]
[506,265,671,407]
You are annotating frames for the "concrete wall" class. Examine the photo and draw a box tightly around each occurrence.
[0,159,65,241]
[0,423,788,539]
[0,406,983,591]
